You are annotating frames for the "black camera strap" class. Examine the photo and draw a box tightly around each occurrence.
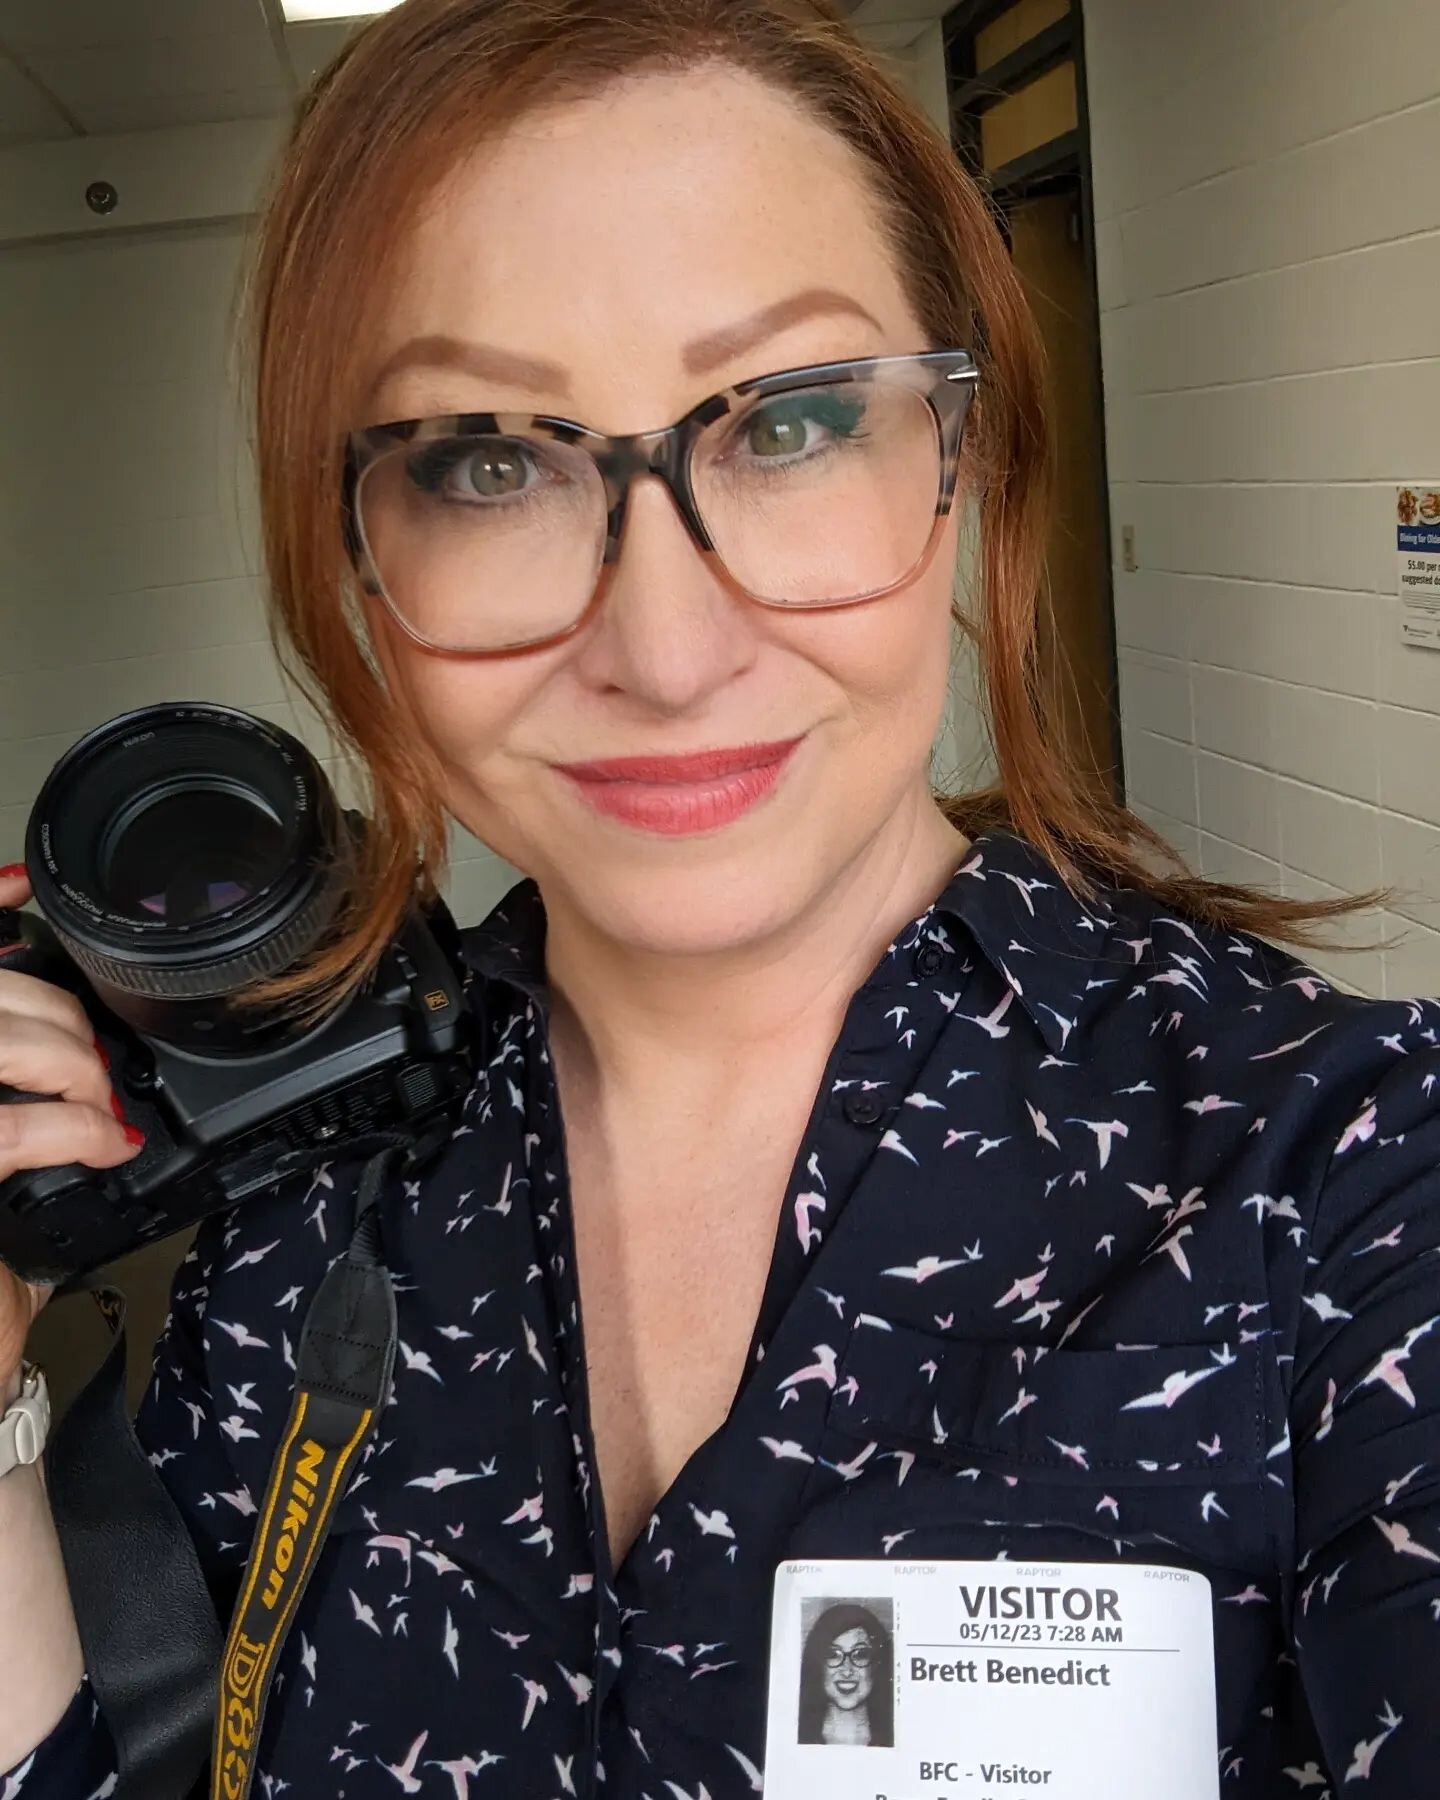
[46,1128,441,1800]
[209,1135,404,1800]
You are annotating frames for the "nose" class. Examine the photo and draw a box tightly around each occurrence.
[570,471,756,714]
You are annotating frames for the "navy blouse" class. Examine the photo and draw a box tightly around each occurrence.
[10,826,1440,1798]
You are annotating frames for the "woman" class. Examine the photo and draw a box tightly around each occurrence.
[0,1,1436,1794]
[797,1602,894,1747]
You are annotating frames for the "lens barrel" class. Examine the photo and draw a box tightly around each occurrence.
[24,703,351,1052]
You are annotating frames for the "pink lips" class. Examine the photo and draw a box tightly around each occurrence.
[554,737,803,836]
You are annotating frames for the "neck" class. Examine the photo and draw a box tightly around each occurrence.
[540,791,969,1099]
[822,1702,871,1745]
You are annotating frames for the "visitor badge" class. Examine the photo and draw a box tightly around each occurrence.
[764,1557,1218,1799]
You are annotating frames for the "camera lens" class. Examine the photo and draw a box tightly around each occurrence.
[101,784,289,925]
[24,703,353,1052]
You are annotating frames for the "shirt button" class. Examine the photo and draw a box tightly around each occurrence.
[843,1090,887,1127]
[915,944,945,977]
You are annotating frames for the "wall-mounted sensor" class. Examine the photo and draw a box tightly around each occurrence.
[85,181,119,216]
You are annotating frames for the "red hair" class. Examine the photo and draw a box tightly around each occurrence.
[230,0,1389,1026]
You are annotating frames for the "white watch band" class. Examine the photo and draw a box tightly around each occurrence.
[0,1362,50,1478]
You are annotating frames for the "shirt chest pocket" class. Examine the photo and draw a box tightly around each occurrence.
[795,1319,1278,1577]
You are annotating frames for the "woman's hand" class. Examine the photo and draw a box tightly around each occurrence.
[0,865,145,1388]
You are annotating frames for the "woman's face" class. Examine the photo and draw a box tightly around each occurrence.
[823,1625,874,1713]
[361,64,963,957]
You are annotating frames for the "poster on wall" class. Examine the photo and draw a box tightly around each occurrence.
[1397,485,1440,650]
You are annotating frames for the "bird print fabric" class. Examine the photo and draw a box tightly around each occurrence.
[9,825,1440,1799]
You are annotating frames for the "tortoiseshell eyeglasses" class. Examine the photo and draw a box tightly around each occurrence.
[342,348,978,656]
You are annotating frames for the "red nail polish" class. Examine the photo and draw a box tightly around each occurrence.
[122,1124,146,1148]
[0,864,25,879]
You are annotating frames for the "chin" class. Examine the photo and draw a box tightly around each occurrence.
[554,834,832,958]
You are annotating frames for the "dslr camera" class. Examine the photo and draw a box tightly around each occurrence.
[0,702,476,1287]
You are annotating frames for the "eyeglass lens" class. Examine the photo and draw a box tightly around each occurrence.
[825,1643,873,1669]
[356,371,947,651]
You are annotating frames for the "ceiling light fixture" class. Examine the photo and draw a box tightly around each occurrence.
[280,0,403,21]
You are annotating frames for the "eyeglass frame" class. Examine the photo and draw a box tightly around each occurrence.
[340,346,979,659]
[823,1641,875,1671]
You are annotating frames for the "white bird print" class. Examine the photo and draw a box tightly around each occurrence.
[365,1535,413,1586]
[1221,1585,1268,1606]
[1026,1100,1060,1148]
[349,1590,382,1635]
[523,1315,548,1373]
[398,1340,443,1383]
[1302,1293,1353,1324]
[1384,1464,1423,1506]
[994,1266,1049,1309]
[879,1128,918,1164]
[1200,1492,1228,1523]
[1344,1701,1402,1782]
[442,1609,461,1676]
[725,1742,764,1792]
[1014,1297,1061,1329]
[1095,1495,1119,1519]
[554,1753,577,1796]
[904,1091,946,1111]
[1183,1094,1244,1115]
[881,1255,966,1283]
[521,1524,555,1556]
[882,1529,914,1554]
[1149,1224,1195,1281]
[226,1381,262,1413]
[1355,1223,1406,1255]
[776,1345,838,1392]
[514,1675,549,1730]
[1372,1516,1440,1562]
[1360,1316,1440,1409]
[426,1754,505,1799]
[794,1192,826,1253]
[1280,1763,1327,1790]
[1046,1437,1088,1469]
[408,1467,494,1492]
[960,986,1015,1039]
[1122,1364,1223,1411]
[209,1319,270,1350]
[1127,1181,1182,1211]
[1065,1117,1129,1169]
[690,1503,736,1539]
[555,1662,593,1704]
[224,1238,282,1272]
[1335,1099,1378,1154]
[998,1387,1037,1423]
[759,1437,815,1463]
[219,1414,259,1444]
[0,1755,34,1800]
[376,1730,430,1795]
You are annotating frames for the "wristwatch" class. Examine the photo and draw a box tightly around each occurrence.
[0,1362,51,1479]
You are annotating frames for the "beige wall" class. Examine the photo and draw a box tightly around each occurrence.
[1086,0,1440,998]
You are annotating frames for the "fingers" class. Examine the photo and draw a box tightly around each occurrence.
[0,961,97,1046]
[0,1094,143,1176]
[0,867,32,907]
[0,1010,114,1118]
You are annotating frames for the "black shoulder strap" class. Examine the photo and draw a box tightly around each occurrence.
[46,1277,225,1800]
[42,1128,436,1800]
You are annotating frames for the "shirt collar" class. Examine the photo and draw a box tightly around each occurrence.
[459,826,1117,1056]
[929,828,1117,1055]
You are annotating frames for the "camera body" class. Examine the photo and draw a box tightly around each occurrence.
[0,702,478,1287]
[0,892,474,1287]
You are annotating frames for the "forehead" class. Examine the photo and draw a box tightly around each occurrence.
[833,1625,872,1647]
[364,64,921,425]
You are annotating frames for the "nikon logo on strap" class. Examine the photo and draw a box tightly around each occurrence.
[209,1144,401,1800]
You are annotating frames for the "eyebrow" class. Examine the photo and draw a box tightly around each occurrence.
[367,287,885,407]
